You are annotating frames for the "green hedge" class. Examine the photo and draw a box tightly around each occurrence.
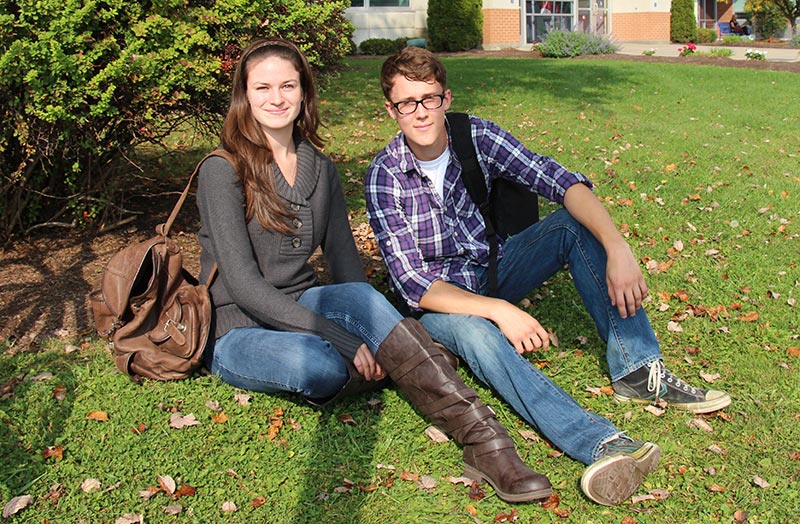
[0,0,353,238]
[427,0,483,52]
[359,37,409,55]
[670,0,697,43]
[539,30,617,58]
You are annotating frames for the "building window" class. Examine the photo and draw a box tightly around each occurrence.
[350,0,410,7]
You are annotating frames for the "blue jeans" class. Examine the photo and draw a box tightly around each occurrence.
[207,282,403,400]
[419,209,661,464]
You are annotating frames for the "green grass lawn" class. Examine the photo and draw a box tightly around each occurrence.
[2,57,798,523]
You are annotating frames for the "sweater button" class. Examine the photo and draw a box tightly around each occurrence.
[292,237,302,248]
[291,203,301,211]
[293,218,303,229]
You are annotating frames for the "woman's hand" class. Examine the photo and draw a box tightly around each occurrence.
[353,344,385,381]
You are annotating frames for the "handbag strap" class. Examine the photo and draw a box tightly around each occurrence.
[446,112,500,297]
[160,149,235,286]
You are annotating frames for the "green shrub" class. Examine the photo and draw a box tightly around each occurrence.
[359,37,408,55]
[792,34,800,47]
[699,48,733,57]
[722,34,745,43]
[0,0,354,239]
[427,0,483,52]
[670,0,697,43]
[696,28,717,43]
[539,30,617,58]
[752,6,788,39]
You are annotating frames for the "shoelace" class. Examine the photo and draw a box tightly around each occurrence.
[646,361,697,399]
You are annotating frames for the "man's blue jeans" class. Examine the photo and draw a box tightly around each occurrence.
[207,282,403,400]
[419,209,661,465]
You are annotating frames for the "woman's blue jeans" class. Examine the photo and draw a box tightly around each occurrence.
[207,282,403,400]
[419,209,662,464]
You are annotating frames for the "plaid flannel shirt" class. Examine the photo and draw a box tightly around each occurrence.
[365,115,592,310]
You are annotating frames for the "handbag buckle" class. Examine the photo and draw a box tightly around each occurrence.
[164,319,187,333]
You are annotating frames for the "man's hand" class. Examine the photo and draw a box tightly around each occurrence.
[492,301,550,354]
[353,344,385,381]
[606,242,648,318]
[419,280,550,354]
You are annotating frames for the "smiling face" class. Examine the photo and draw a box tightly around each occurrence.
[384,74,452,161]
[245,56,303,139]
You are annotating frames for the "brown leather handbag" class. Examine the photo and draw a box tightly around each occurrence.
[90,151,230,381]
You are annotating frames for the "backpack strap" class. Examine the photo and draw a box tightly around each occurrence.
[446,112,500,297]
[161,149,235,286]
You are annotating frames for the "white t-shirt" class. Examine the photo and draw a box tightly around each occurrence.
[418,148,451,200]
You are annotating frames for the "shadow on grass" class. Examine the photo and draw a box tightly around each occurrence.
[0,347,80,502]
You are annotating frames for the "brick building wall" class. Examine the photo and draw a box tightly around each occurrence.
[612,12,671,41]
[483,8,521,49]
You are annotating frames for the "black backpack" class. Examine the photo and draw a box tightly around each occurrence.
[446,112,540,297]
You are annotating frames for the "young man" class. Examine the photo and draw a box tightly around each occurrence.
[365,47,731,506]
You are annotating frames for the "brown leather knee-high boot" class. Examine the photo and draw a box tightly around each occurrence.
[376,318,552,503]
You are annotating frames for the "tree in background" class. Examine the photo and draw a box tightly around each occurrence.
[670,0,698,43]
[427,0,483,52]
[745,0,797,35]
[0,0,353,239]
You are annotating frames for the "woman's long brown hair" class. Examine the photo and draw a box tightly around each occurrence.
[221,38,324,233]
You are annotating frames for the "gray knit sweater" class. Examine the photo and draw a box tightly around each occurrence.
[196,141,367,362]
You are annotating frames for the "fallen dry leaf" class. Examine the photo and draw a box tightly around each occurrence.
[399,470,420,482]
[169,412,201,429]
[553,507,570,518]
[139,487,160,499]
[788,347,800,358]
[115,514,143,524]
[468,480,485,501]
[466,504,478,516]
[417,475,436,492]
[651,488,671,499]
[631,493,656,504]
[621,516,637,524]
[645,404,666,416]
[86,410,109,421]
[699,371,721,383]
[52,384,67,401]
[687,417,714,432]
[667,321,684,333]
[174,484,197,499]
[81,478,101,493]
[425,425,450,443]
[3,494,33,518]
[517,429,540,442]
[707,444,727,455]
[205,400,221,411]
[267,417,283,440]
[158,475,176,495]
[42,445,64,460]
[221,501,237,512]
[494,507,519,522]
[252,496,266,508]
[234,393,251,405]
[449,476,475,487]
[541,492,560,510]
[131,422,148,434]
[337,413,356,425]
[212,412,228,424]
[707,483,727,493]
[733,509,748,524]
[738,311,759,322]
[163,505,182,515]
[752,476,770,488]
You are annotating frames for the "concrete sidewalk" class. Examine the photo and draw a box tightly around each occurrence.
[617,42,800,62]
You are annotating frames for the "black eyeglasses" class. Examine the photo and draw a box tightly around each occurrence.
[390,93,446,115]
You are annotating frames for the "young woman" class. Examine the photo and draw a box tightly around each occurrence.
[195,38,551,503]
